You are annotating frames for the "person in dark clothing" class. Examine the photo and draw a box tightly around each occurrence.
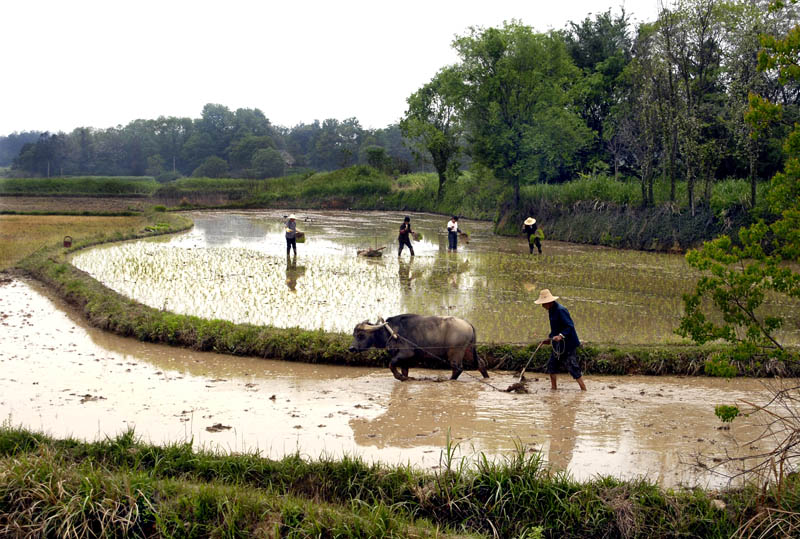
[534,288,586,391]
[522,217,542,254]
[398,216,415,257]
[285,214,297,256]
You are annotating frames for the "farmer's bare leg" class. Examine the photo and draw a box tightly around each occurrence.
[550,374,558,390]
[576,376,587,391]
[478,358,489,378]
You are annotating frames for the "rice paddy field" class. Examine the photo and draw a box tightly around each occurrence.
[71,210,800,346]
[0,213,151,271]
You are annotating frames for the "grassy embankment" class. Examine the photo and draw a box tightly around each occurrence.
[0,176,159,197]
[4,425,797,538]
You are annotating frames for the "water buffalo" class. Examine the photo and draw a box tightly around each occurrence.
[349,314,490,381]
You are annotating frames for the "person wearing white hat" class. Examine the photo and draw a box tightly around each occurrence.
[534,289,586,391]
[446,216,459,252]
[522,217,542,255]
[285,214,298,256]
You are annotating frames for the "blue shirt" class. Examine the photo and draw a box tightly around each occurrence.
[548,302,580,353]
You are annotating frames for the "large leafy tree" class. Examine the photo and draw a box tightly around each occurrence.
[453,22,593,208]
[399,67,463,201]
[566,9,632,163]
[678,0,800,361]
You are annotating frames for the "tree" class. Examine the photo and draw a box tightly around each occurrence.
[198,103,236,157]
[454,22,593,208]
[192,156,229,178]
[566,9,633,164]
[619,24,662,206]
[313,118,363,170]
[0,131,42,167]
[12,132,67,176]
[400,67,463,200]
[227,135,275,172]
[250,148,284,178]
[678,0,800,362]
[363,145,389,172]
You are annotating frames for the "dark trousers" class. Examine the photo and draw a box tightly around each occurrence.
[286,237,296,256]
[546,347,582,379]
[527,234,542,254]
[448,231,458,250]
[398,235,414,256]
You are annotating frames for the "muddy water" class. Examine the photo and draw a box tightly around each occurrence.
[1,276,787,488]
[70,210,800,345]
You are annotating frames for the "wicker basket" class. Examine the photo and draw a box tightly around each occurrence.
[295,231,306,243]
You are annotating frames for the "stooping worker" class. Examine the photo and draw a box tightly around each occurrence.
[285,214,298,256]
[534,288,587,391]
[522,217,542,255]
[398,216,415,257]
[447,215,459,252]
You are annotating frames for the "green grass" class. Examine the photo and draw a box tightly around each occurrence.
[0,176,159,196]
[3,426,794,538]
[520,175,769,215]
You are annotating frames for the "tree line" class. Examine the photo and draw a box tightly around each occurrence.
[2,108,419,181]
[401,0,799,210]
[4,0,799,215]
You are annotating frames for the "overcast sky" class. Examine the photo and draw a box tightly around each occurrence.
[1,0,661,136]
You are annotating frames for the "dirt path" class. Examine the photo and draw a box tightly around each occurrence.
[0,275,783,487]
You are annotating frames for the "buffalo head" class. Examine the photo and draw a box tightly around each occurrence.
[349,319,387,352]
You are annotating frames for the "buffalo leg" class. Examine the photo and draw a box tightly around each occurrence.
[449,348,465,380]
[401,366,409,378]
[450,365,463,380]
[389,354,409,381]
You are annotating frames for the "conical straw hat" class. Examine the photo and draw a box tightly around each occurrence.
[524,217,536,225]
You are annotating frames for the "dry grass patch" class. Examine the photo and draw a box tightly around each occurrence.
[0,214,149,270]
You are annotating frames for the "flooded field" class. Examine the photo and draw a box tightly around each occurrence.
[71,210,800,345]
[0,277,789,488]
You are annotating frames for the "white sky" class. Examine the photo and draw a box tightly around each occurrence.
[0,0,660,136]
